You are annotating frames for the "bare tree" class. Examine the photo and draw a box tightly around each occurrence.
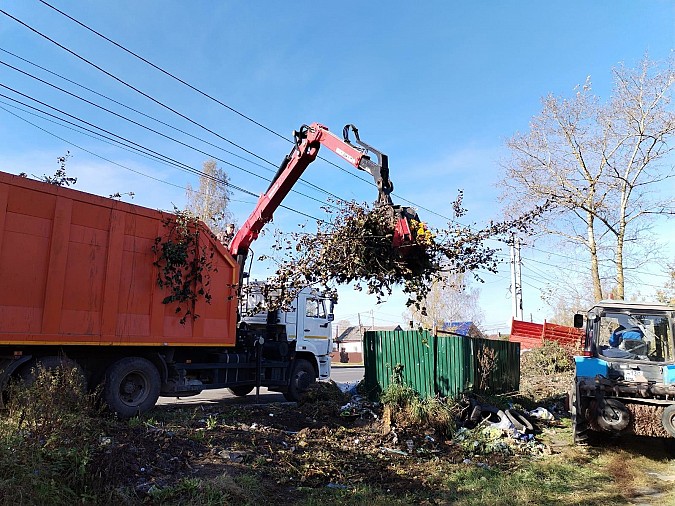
[656,262,675,305]
[500,56,675,301]
[404,273,484,330]
[185,160,233,236]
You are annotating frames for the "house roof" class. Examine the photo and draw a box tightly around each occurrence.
[440,321,476,336]
[334,325,404,342]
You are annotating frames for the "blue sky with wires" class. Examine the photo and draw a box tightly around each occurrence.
[1,1,674,333]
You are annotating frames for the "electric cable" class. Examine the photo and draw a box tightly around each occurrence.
[0,92,321,221]
[0,47,345,203]
[0,62,332,207]
[14,4,458,223]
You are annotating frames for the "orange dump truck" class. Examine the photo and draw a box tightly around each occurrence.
[0,171,334,417]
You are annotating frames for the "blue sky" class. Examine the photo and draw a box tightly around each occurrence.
[1,1,674,333]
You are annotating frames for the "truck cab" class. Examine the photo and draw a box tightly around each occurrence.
[571,300,675,442]
[240,283,334,381]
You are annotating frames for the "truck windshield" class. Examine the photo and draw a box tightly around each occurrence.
[597,312,673,362]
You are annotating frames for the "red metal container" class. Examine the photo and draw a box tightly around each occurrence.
[0,171,238,347]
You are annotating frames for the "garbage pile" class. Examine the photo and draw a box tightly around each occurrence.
[331,382,565,461]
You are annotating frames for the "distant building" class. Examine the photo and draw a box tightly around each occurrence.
[439,321,485,338]
[331,324,403,364]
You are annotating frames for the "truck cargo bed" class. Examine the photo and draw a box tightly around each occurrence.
[0,171,238,347]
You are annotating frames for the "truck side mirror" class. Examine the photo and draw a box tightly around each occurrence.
[573,314,584,328]
[327,313,334,322]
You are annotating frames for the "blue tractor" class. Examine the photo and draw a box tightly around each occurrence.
[571,300,675,443]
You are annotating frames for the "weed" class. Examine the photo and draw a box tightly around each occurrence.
[380,379,418,407]
[0,362,108,504]
[521,340,575,376]
[206,414,218,430]
[146,475,244,504]
[380,380,459,436]
[444,459,616,505]
[476,345,498,391]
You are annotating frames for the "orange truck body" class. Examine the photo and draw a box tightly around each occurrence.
[0,170,239,348]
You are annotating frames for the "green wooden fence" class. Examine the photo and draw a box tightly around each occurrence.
[363,330,520,399]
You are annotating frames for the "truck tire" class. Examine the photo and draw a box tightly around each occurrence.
[228,386,254,397]
[662,405,675,438]
[104,357,160,419]
[284,359,316,402]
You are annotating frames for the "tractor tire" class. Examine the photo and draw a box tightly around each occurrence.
[662,405,675,438]
[283,359,316,402]
[104,357,160,419]
[228,386,254,397]
[596,398,630,432]
[571,388,592,444]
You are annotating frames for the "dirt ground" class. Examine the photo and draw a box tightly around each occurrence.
[91,378,562,502]
[87,358,675,504]
[97,388,449,497]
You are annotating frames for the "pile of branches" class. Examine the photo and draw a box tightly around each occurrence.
[259,193,546,312]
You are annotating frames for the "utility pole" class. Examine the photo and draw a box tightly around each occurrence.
[510,234,523,321]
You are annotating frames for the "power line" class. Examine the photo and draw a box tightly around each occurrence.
[0,60,333,208]
[0,93,322,221]
[2,8,372,213]
[23,3,458,223]
[522,253,668,290]
[0,46,345,204]
[36,0,288,143]
[0,98,179,171]
[0,8,284,170]
[526,242,669,279]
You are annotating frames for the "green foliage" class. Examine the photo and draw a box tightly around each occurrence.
[443,459,614,505]
[380,379,419,407]
[521,339,575,376]
[380,379,459,436]
[0,363,108,504]
[153,208,216,324]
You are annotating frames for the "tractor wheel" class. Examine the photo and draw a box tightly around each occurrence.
[596,398,630,432]
[662,405,675,438]
[104,357,160,419]
[571,388,592,444]
[283,359,316,402]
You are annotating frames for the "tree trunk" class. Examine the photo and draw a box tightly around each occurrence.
[587,212,603,301]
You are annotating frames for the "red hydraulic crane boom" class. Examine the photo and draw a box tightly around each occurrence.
[229,122,418,283]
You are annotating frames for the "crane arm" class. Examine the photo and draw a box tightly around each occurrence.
[229,122,413,283]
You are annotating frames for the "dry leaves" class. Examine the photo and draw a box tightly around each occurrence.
[260,193,546,312]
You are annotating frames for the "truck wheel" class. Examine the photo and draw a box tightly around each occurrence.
[228,386,254,397]
[284,359,316,402]
[104,357,160,419]
[662,405,675,438]
[596,398,630,432]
